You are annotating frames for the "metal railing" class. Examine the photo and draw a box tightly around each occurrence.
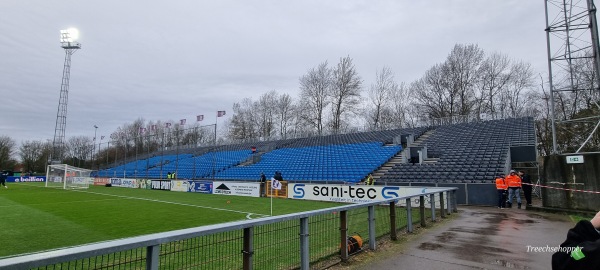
[0,188,458,270]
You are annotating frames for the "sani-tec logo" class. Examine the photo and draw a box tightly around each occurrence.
[214,183,231,194]
[291,184,402,202]
[293,184,306,198]
[381,187,400,198]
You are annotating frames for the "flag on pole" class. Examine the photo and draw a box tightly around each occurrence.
[165,122,172,128]
[197,115,204,122]
[180,119,186,125]
[271,178,282,190]
[217,111,226,117]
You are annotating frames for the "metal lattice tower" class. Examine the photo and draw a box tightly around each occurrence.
[545,0,600,153]
[50,30,81,164]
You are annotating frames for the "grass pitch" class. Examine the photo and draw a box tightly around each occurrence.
[0,183,341,258]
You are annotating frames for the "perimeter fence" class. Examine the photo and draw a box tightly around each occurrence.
[0,188,457,270]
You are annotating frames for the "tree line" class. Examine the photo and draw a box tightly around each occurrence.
[1,43,598,173]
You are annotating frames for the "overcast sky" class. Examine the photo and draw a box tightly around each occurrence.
[0,0,548,146]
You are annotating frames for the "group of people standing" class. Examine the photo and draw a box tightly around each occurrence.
[495,170,532,209]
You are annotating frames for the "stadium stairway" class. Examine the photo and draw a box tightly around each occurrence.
[405,129,439,164]
[368,129,437,182]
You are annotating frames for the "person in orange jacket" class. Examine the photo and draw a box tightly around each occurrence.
[495,175,508,208]
[505,170,522,209]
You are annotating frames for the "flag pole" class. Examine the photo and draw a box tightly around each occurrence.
[212,112,217,181]
[270,182,273,216]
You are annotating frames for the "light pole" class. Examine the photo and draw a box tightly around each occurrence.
[93,125,98,169]
[50,28,81,164]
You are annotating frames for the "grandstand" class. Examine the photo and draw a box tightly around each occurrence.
[94,117,536,205]
[381,117,535,183]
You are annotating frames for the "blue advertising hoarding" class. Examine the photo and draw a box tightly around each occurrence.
[187,181,213,193]
[7,176,46,183]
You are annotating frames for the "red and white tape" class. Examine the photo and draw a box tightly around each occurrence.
[521,182,600,194]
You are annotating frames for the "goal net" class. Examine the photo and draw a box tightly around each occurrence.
[46,164,93,189]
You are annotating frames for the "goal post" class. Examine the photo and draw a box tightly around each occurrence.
[46,164,93,189]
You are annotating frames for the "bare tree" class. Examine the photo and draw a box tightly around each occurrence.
[413,64,450,118]
[366,67,396,130]
[228,98,257,141]
[255,91,278,139]
[275,93,294,139]
[445,44,483,116]
[66,136,94,167]
[299,61,332,135]
[385,82,416,128]
[20,140,50,173]
[329,56,362,133]
[477,52,511,115]
[502,61,535,117]
[0,135,17,170]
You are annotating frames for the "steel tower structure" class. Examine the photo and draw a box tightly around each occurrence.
[50,29,81,164]
[545,0,600,153]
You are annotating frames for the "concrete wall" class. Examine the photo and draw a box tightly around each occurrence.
[542,154,600,211]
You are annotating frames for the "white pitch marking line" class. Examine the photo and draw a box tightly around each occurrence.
[0,198,125,208]
[72,189,270,218]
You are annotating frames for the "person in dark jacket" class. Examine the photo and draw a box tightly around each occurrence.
[519,170,533,206]
[552,211,600,270]
[0,171,7,189]
[260,172,267,197]
[273,171,283,181]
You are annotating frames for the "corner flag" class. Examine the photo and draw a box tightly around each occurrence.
[271,178,282,190]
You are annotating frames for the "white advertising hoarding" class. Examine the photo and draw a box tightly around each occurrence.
[213,182,260,197]
[171,180,188,192]
[288,183,446,205]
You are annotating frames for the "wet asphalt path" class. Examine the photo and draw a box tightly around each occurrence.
[357,206,574,270]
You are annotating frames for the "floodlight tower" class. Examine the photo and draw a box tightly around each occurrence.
[544,0,600,153]
[50,28,81,164]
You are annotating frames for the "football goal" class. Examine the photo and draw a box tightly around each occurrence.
[46,164,93,189]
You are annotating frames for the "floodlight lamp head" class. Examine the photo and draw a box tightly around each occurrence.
[60,28,81,49]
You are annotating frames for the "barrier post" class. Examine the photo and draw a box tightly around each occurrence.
[419,195,426,227]
[300,217,309,270]
[389,202,397,240]
[440,192,446,218]
[146,245,160,270]
[243,227,253,270]
[406,198,413,233]
[368,205,376,250]
[430,194,436,222]
[451,190,458,213]
[340,210,348,261]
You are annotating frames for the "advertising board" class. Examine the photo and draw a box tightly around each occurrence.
[171,180,188,192]
[288,183,446,204]
[187,181,213,193]
[110,178,122,186]
[171,181,214,193]
[213,182,260,197]
[93,177,110,185]
[120,179,137,188]
[137,179,152,189]
[151,180,171,191]
[7,176,46,183]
